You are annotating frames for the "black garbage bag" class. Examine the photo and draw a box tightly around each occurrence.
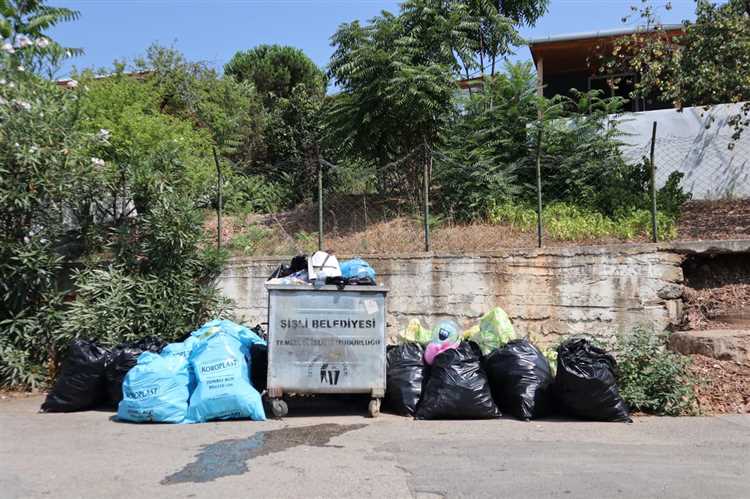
[268,255,308,280]
[483,339,553,421]
[41,339,109,412]
[385,343,427,416]
[289,255,307,273]
[105,336,166,406]
[554,338,631,422]
[268,264,290,280]
[415,341,500,420]
[249,343,268,392]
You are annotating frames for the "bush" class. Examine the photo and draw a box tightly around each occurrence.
[0,59,89,389]
[487,202,678,241]
[58,195,230,354]
[228,225,274,255]
[614,327,699,416]
[59,265,229,350]
[223,173,291,214]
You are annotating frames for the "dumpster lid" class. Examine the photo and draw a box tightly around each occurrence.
[265,284,389,293]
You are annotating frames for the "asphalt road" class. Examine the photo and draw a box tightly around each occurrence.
[1,395,748,499]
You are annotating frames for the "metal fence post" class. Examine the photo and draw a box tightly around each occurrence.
[318,158,324,251]
[423,143,431,252]
[650,121,658,243]
[212,146,222,250]
[535,128,543,249]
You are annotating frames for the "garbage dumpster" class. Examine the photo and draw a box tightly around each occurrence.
[265,284,388,417]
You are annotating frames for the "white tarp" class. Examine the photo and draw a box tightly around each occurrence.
[614,102,749,200]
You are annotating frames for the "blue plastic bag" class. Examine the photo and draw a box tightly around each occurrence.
[187,332,266,422]
[189,319,265,351]
[117,352,190,423]
[161,337,198,393]
[340,258,376,283]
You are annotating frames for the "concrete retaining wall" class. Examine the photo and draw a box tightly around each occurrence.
[218,244,685,346]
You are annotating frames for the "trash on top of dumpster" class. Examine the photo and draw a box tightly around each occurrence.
[340,258,376,285]
[308,251,342,281]
[267,254,379,287]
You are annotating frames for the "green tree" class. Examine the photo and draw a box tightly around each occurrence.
[0,0,82,75]
[436,62,538,219]
[76,68,214,218]
[328,10,456,196]
[224,44,326,103]
[397,0,549,79]
[471,0,549,76]
[223,45,329,204]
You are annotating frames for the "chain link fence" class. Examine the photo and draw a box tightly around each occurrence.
[219,111,750,256]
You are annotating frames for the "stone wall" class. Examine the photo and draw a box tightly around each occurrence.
[218,243,685,346]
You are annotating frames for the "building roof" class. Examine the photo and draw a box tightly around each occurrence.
[528,24,684,74]
[527,24,683,46]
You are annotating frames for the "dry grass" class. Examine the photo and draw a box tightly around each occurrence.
[204,196,750,256]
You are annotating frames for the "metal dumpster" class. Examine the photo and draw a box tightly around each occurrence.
[265,284,388,417]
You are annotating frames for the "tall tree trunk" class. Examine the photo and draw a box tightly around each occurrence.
[479,31,485,76]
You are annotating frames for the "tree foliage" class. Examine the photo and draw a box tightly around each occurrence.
[436,61,537,218]
[328,6,456,195]
[0,0,83,75]
[0,13,228,390]
[224,44,326,103]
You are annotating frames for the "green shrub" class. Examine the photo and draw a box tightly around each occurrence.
[614,327,699,416]
[487,202,678,241]
[229,225,274,255]
[59,195,231,350]
[223,173,291,214]
[0,56,89,389]
[59,265,230,349]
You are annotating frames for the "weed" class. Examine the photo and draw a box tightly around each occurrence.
[614,327,699,416]
[487,202,677,241]
[228,225,273,255]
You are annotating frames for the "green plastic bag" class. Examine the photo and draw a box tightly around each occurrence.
[472,307,516,355]
[398,319,433,345]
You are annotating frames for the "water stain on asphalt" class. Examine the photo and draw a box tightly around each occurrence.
[161,423,366,485]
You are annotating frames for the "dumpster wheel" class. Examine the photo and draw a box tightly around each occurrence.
[368,398,381,418]
[270,398,288,418]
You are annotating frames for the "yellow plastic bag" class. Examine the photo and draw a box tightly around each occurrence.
[471,307,516,355]
[398,319,433,345]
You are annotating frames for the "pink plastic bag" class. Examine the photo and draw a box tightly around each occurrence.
[424,341,460,366]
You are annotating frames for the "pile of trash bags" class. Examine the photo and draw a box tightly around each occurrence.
[41,320,268,424]
[386,308,631,422]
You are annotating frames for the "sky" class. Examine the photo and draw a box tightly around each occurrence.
[48,0,698,79]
